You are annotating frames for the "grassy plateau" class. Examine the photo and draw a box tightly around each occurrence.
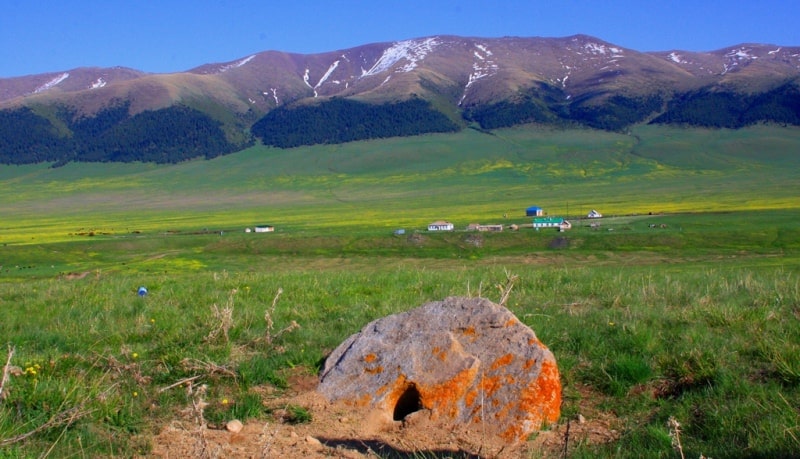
[1,124,799,457]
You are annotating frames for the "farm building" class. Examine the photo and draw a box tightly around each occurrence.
[587,209,603,218]
[254,225,275,233]
[428,221,454,231]
[526,206,544,217]
[467,223,503,232]
[533,217,571,231]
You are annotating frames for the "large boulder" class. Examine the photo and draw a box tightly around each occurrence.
[318,296,561,442]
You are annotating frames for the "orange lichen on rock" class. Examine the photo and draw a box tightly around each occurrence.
[363,353,377,363]
[478,373,502,398]
[375,384,389,396]
[417,365,479,419]
[505,318,519,327]
[491,353,514,370]
[464,387,478,407]
[431,346,447,361]
[530,359,562,423]
[381,374,412,413]
[500,359,562,441]
[365,365,384,374]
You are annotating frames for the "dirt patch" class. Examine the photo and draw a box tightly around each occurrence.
[406,233,427,246]
[61,271,93,280]
[149,371,619,458]
[548,237,570,249]
[464,234,484,248]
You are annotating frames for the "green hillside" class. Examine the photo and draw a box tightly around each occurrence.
[2,124,800,457]
[1,124,799,245]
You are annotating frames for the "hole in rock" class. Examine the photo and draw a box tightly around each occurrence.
[393,383,422,421]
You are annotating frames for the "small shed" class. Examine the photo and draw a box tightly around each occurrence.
[479,224,504,232]
[467,223,503,232]
[428,221,454,231]
[587,209,603,219]
[526,206,544,217]
[254,225,274,233]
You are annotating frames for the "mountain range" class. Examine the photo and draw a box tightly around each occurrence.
[1,34,799,165]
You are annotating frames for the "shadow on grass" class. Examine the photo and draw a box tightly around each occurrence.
[318,437,484,458]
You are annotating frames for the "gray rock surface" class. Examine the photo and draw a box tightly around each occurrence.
[318,296,561,441]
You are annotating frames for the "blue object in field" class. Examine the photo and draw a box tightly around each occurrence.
[137,287,148,297]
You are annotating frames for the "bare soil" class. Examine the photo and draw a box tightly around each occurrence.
[148,370,619,458]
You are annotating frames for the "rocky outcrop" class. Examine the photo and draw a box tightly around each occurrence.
[318,296,561,442]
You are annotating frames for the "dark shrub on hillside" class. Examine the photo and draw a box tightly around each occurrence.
[69,101,132,138]
[742,82,800,126]
[0,108,68,164]
[75,105,238,163]
[651,89,749,128]
[0,104,242,165]
[651,81,800,129]
[465,85,662,131]
[252,98,459,148]
[569,94,664,131]
[463,83,565,129]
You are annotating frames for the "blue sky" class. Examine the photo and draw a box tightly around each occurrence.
[2,0,798,78]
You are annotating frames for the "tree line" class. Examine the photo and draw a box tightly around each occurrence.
[251,98,460,148]
[1,80,798,165]
[651,82,800,128]
[0,103,244,166]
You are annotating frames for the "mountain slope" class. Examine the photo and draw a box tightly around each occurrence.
[1,35,799,165]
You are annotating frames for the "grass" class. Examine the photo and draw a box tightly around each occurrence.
[1,124,799,456]
[1,261,798,457]
[2,124,799,245]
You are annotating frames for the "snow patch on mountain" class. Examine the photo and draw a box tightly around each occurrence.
[584,42,624,57]
[721,47,758,74]
[459,42,499,105]
[557,62,573,89]
[315,60,340,89]
[90,78,107,89]
[263,88,279,105]
[218,55,255,73]
[361,37,440,77]
[565,39,625,75]
[668,52,686,64]
[34,73,69,93]
[727,48,756,60]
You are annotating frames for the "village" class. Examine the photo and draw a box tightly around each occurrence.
[424,205,600,233]
[243,206,606,236]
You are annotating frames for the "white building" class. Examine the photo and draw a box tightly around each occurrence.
[427,221,454,231]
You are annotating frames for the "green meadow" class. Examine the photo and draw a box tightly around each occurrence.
[1,124,799,457]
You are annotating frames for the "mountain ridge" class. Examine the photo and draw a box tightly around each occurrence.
[1,34,799,165]
[4,35,799,107]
